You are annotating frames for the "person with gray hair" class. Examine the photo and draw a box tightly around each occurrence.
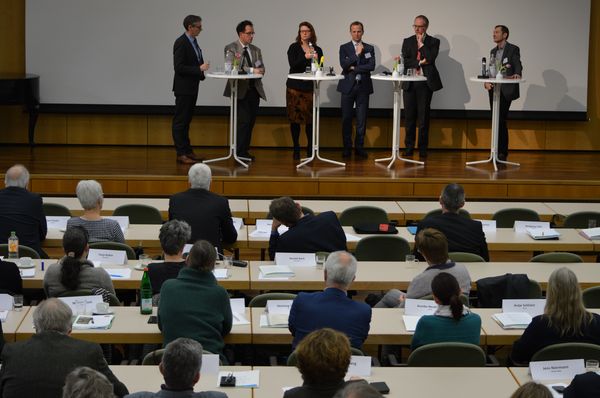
[0,164,47,257]
[415,183,489,261]
[0,298,128,398]
[288,251,371,349]
[125,338,227,397]
[63,367,115,398]
[334,381,384,398]
[169,164,237,253]
[66,180,125,243]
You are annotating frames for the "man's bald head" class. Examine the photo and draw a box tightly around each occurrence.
[5,164,30,189]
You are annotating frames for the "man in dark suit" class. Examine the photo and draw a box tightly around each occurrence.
[168,163,237,253]
[402,15,443,158]
[268,196,347,260]
[223,20,266,161]
[484,25,522,161]
[172,15,210,164]
[564,371,600,398]
[337,21,375,159]
[288,251,371,349]
[416,183,489,261]
[0,298,128,398]
[0,164,47,257]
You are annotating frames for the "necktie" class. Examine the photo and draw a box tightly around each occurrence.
[192,38,203,64]
[242,47,252,69]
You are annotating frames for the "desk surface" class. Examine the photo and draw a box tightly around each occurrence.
[2,307,31,342]
[543,202,600,217]
[247,200,404,221]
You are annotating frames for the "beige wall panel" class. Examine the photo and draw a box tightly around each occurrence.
[508,184,600,200]
[414,182,507,198]
[35,114,68,144]
[223,180,318,196]
[319,181,413,197]
[67,115,148,145]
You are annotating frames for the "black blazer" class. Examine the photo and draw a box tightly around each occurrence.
[0,187,47,257]
[337,41,375,95]
[401,34,443,92]
[0,260,22,295]
[490,41,522,101]
[286,42,323,91]
[564,372,600,398]
[172,33,205,96]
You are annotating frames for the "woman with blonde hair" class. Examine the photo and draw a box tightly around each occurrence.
[511,267,600,364]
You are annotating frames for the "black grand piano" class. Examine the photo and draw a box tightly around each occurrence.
[0,74,39,146]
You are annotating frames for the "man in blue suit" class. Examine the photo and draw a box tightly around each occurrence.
[288,251,372,349]
[337,21,375,159]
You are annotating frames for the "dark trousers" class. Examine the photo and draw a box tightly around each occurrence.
[172,94,198,156]
[237,87,260,155]
[290,123,312,155]
[341,85,369,151]
[403,81,433,151]
[488,90,512,156]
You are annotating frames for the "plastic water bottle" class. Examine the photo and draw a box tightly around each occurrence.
[397,55,404,75]
[8,231,18,259]
[140,268,153,315]
[309,42,317,73]
[224,50,233,74]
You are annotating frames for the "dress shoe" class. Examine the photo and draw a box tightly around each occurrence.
[355,149,368,159]
[186,153,204,162]
[419,150,428,158]
[176,155,196,164]
[498,153,507,161]
[402,148,414,157]
[239,152,256,161]
[293,150,300,160]
[342,149,352,159]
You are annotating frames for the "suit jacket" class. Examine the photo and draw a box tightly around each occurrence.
[286,42,323,91]
[490,41,522,101]
[268,211,347,260]
[172,33,205,96]
[222,41,266,100]
[0,331,128,398]
[564,372,600,398]
[0,260,23,295]
[168,188,237,252]
[416,212,489,261]
[0,186,47,256]
[288,287,372,349]
[283,380,353,398]
[401,34,443,92]
[337,41,375,95]
[126,389,227,398]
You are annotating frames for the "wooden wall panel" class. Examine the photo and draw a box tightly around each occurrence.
[0,0,24,73]
[223,180,318,196]
[35,114,68,144]
[30,179,78,194]
[508,184,600,200]
[127,180,189,196]
[147,115,229,146]
[413,182,507,198]
[319,181,413,197]
[67,115,148,145]
[465,120,493,149]
[505,121,546,150]
[429,119,468,149]
[0,106,29,143]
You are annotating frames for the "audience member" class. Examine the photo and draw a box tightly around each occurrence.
[511,267,600,364]
[268,196,346,260]
[509,382,552,398]
[44,226,116,299]
[169,164,237,253]
[564,371,600,398]
[0,320,4,357]
[0,298,128,398]
[63,367,116,398]
[334,382,384,398]
[411,272,481,349]
[148,220,191,296]
[158,240,232,360]
[376,228,471,308]
[289,251,371,349]
[67,180,125,243]
[0,259,22,295]
[125,338,227,398]
[0,164,47,257]
[416,183,489,261]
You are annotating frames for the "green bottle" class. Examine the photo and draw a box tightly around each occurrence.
[140,268,152,315]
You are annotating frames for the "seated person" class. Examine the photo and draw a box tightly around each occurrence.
[148,220,191,297]
[44,226,117,299]
[268,196,346,260]
[158,240,232,361]
[334,382,384,398]
[0,259,22,295]
[67,180,125,243]
[416,183,489,261]
[375,228,471,308]
[510,382,552,398]
[125,338,227,398]
[411,272,481,349]
[62,367,115,398]
[511,267,600,364]
[564,371,600,398]
[0,318,4,357]
[289,251,371,349]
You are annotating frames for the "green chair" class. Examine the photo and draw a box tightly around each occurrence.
[419,294,470,306]
[248,293,297,308]
[448,252,486,262]
[354,236,411,262]
[492,208,540,228]
[287,347,364,366]
[338,206,389,226]
[423,208,471,220]
[0,244,41,259]
[563,211,600,229]
[43,202,72,217]
[89,242,136,260]
[529,252,583,263]
[531,342,600,362]
[113,204,163,225]
[582,286,600,308]
[407,342,486,367]
[57,289,121,306]
[265,206,314,219]
[142,348,220,365]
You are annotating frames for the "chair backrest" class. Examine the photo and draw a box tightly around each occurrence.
[424,208,471,220]
[582,286,600,308]
[530,252,583,263]
[113,204,163,225]
[354,236,411,261]
[338,206,389,226]
[492,208,540,228]
[89,242,137,260]
[248,293,297,308]
[43,202,72,217]
[563,211,600,229]
[448,252,486,263]
[0,244,41,259]
[287,347,364,366]
[142,348,221,365]
[265,206,314,219]
[531,342,600,362]
[56,289,121,306]
[407,342,486,367]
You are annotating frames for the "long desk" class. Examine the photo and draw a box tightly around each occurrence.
[2,307,32,342]
[544,202,600,217]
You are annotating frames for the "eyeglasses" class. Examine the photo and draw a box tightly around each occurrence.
[243,31,255,36]
[299,30,311,33]
[413,24,426,29]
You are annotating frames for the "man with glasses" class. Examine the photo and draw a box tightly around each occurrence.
[223,20,266,161]
[401,15,443,159]
[172,15,210,164]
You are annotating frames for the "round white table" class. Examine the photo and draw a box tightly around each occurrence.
[468,77,526,171]
[371,74,428,167]
[204,72,263,168]
[287,73,344,168]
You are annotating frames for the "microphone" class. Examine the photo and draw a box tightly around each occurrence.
[479,57,487,78]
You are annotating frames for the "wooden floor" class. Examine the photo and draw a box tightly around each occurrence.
[1,145,599,200]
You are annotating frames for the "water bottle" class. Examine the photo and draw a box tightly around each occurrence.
[224,50,233,74]
[309,42,317,73]
[488,55,496,77]
[8,231,18,259]
[140,268,153,315]
[397,55,405,75]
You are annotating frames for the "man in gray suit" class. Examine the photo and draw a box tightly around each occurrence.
[223,20,266,161]
[0,298,128,398]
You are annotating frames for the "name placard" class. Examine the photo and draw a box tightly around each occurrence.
[275,252,316,267]
[88,248,127,265]
[347,355,372,377]
[502,299,546,317]
[513,221,550,233]
[530,359,585,381]
[46,216,70,230]
[200,354,220,375]
[58,295,103,316]
[404,298,437,316]
[476,219,496,232]
[104,216,130,231]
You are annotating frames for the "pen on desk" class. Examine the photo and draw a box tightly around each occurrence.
[109,274,122,278]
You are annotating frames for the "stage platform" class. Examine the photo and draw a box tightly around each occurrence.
[0,145,599,200]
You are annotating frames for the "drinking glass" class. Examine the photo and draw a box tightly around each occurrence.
[13,294,24,311]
